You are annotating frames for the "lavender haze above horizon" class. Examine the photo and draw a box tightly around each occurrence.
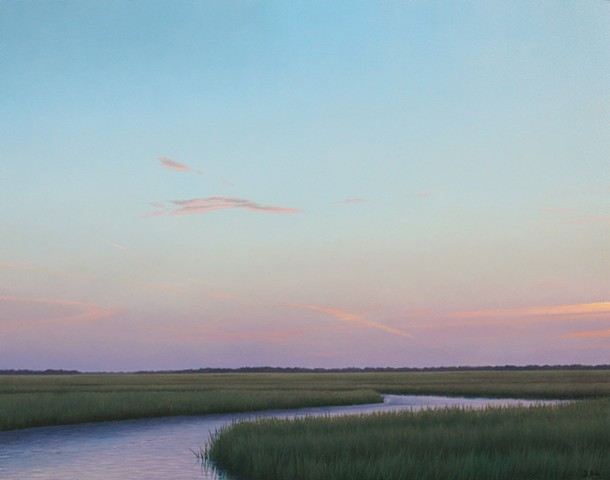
[1,1,609,371]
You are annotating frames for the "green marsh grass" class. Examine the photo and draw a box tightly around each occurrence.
[2,370,609,431]
[0,373,380,431]
[208,399,610,480]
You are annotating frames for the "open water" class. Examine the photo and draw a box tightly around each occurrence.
[0,395,558,479]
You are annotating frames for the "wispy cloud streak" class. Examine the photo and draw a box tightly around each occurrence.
[144,202,169,218]
[104,239,128,252]
[401,302,610,330]
[0,296,119,330]
[158,157,203,175]
[162,196,303,216]
[208,293,239,300]
[562,328,610,339]
[287,303,414,339]
[447,302,610,320]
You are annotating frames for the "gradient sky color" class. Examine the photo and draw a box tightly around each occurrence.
[1,1,609,371]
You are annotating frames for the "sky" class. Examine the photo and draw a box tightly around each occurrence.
[1,1,609,371]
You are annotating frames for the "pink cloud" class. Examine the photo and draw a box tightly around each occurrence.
[339,198,368,204]
[448,302,610,319]
[161,196,303,216]
[562,328,610,339]
[144,202,169,217]
[158,157,203,175]
[208,293,239,300]
[286,303,414,339]
[222,178,234,187]
[0,295,119,330]
[144,209,169,218]
[404,301,610,330]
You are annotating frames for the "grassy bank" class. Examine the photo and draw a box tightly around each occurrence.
[209,399,610,480]
[0,373,380,431]
[1,370,609,431]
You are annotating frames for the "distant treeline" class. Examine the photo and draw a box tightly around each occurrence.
[2,364,610,375]
[140,365,610,374]
[0,369,81,375]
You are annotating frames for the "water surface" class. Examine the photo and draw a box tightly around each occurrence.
[0,395,558,480]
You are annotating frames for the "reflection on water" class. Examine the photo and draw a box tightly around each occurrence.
[0,395,559,479]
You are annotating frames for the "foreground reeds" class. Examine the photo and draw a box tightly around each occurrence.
[2,370,609,431]
[208,399,610,480]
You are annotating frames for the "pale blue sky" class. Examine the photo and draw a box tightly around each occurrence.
[1,1,609,370]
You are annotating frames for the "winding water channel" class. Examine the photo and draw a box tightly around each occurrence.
[0,395,559,479]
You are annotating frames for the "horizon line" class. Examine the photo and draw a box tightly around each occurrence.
[2,363,609,375]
